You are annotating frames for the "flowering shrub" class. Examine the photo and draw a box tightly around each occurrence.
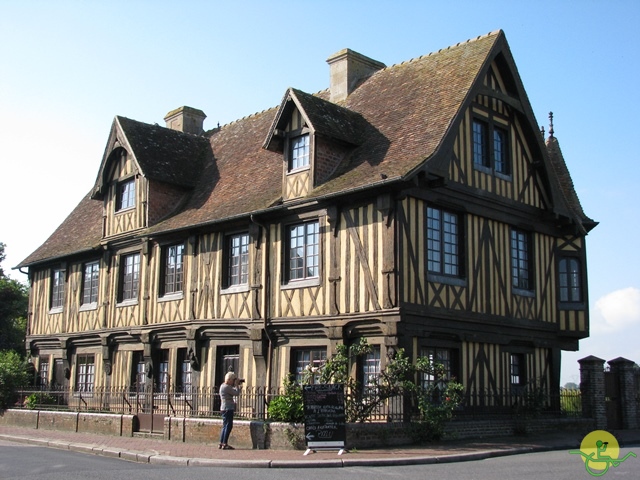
[267,339,464,440]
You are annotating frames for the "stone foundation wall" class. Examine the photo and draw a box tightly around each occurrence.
[0,409,593,450]
[444,417,595,441]
[165,417,267,449]
[346,422,414,449]
[0,410,134,437]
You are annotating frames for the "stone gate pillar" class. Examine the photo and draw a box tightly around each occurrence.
[608,357,638,430]
[578,355,606,430]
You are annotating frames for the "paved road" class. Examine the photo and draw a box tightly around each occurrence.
[2,438,639,480]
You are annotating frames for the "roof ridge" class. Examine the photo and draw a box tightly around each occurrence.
[117,115,206,138]
[214,105,279,130]
[379,29,502,72]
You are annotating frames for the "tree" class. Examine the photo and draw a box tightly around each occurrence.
[0,350,29,408]
[0,243,29,354]
[0,241,6,277]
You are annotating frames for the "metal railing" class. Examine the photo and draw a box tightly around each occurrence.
[13,384,583,422]
[14,385,279,420]
[457,387,582,418]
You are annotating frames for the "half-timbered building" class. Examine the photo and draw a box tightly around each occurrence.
[18,30,595,409]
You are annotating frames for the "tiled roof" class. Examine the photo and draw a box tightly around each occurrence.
[312,32,500,195]
[272,88,369,147]
[116,116,210,188]
[146,109,284,234]
[19,30,593,267]
[546,135,597,232]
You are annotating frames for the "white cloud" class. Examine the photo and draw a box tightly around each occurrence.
[592,287,640,334]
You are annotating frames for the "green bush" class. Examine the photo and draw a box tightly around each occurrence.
[0,350,29,408]
[267,375,304,423]
[413,381,464,441]
[24,392,57,409]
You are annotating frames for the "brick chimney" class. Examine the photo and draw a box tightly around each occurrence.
[326,49,385,103]
[164,106,207,135]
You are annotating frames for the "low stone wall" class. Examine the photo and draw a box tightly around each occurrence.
[444,416,595,441]
[165,417,266,449]
[37,411,78,432]
[0,409,38,428]
[0,410,134,437]
[0,409,593,450]
[347,422,414,449]
[77,412,134,437]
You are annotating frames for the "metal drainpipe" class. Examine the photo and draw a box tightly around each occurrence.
[251,215,274,397]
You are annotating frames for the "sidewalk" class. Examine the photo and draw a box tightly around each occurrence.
[1,425,639,468]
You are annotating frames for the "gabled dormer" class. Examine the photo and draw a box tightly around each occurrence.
[91,109,210,239]
[264,88,370,201]
[92,135,144,239]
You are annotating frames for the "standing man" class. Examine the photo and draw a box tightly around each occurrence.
[219,371,242,449]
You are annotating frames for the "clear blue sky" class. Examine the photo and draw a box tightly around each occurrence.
[1,1,639,385]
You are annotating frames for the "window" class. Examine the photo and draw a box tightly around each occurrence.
[116,178,135,211]
[511,229,532,291]
[362,345,381,390]
[420,347,458,388]
[119,253,140,302]
[226,233,249,287]
[289,134,310,171]
[427,207,461,277]
[131,351,146,393]
[493,127,509,175]
[510,353,525,386]
[559,257,582,303]
[52,359,65,388]
[75,354,95,393]
[156,350,169,394]
[473,117,510,175]
[216,346,239,389]
[177,348,193,393]
[38,359,49,388]
[50,269,65,310]
[82,261,99,305]
[472,119,489,168]
[162,244,184,295]
[292,348,327,384]
[287,220,319,281]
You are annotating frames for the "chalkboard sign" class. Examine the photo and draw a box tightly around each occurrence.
[302,383,346,451]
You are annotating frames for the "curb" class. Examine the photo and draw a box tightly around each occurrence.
[0,433,620,469]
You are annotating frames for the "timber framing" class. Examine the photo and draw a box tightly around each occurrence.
[18,30,595,405]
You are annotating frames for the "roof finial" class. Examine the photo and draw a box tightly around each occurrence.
[548,111,554,138]
[540,125,545,138]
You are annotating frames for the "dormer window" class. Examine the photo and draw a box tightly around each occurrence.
[116,178,135,212]
[289,134,310,171]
